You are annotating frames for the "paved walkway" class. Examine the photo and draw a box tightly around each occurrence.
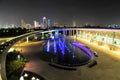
[0,64,1,80]
[12,38,120,80]
[0,75,2,80]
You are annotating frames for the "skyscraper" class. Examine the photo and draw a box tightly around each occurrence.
[42,16,48,28]
[21,19,26,29]
[34,21,40,28]
[11,24,15,28]
[73,21,76,27]
[40,16,48,29]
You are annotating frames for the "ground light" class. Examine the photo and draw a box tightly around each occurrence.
[24,73,28,77]
[20,76,24,80]
[31,77,36,80]
[17,55,21,59]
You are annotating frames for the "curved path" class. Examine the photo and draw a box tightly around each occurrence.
[0,31,41,80]
[12,39,120,80]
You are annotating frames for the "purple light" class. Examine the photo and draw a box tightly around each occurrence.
[54,40,57,54]
[72,42,93,58]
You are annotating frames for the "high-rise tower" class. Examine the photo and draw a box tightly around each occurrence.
[73,21,76,27]
[34,21,40,28]
[21,19,26,28]
[40,16,48,29]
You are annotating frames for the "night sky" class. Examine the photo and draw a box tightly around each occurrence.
[0,0,120,26]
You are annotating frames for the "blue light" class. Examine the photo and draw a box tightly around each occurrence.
[62,38,65,55]
[72,55,75,58]
[50,33,55,39]
[51,36,54,39]
[56,32,59,38]
[58,39,62,51]
[47,40,50,52]
[58,38,65,55]
[72,46,75,59]
[65,45,71,53]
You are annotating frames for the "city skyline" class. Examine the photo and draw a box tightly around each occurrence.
[0,0,120,26]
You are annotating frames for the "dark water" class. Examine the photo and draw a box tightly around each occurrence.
[40,37,93,67]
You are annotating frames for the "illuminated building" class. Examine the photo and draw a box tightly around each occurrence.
[42,16,48,28]
[76,29,120,51]
[107,24,120,28]
[26,24,32,29]
[53,22,59,26]
[11,24,15,28]
[47,19,51,29]
[0,25,1,29]
[5,24,8,28]
[39,16,51,29]
[43,17,47,24]
[21,19,26,29]
[34,21,40,28]
[73,21,76,27]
